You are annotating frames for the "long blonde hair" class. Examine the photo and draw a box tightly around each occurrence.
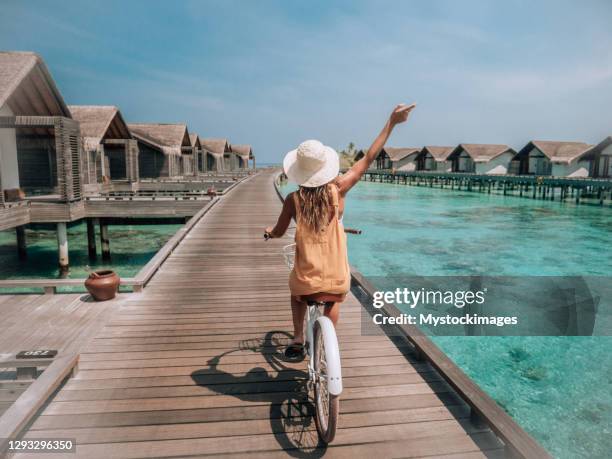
[297,184,332,233]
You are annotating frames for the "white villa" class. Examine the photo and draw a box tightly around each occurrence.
[510,141,593,177]
[580,136,611,178]
[447,144,516,174]
[414,146,454,172]
[386,147,421,171]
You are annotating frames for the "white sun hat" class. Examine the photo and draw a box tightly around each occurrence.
[283,140,340,188]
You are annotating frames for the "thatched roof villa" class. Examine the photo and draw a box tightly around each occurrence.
[69,105,137,190]
[511,141,593,177]
[189,133,202,175]
[386,147,421,171]
[580,136,611,178]
[373,148,391,169]
[232,144,254,169]
[128,123,190,178]
[447,144,516,174]
[0,51,83,203]
[201,138,231,172]
[359,147,421,171]
[414,146,455,172]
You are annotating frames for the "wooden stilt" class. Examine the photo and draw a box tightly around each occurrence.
[57,222,69,274]
[87,218,97,259]
[100,220,111,261]
[16,226,27,260]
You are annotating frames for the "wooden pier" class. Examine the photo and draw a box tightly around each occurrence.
[2,170,549,458]
[362,169,612,206]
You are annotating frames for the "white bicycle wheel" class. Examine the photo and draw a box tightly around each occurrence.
[313,319,340,444]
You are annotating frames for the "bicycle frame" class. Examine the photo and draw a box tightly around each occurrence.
[306,305,343,396]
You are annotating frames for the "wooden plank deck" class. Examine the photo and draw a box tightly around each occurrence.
[16,170,504,458]
[0,293,122,418]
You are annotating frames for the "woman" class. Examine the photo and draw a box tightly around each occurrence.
[265,103,416,357]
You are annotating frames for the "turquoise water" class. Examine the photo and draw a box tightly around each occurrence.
[0,222,181,292]
[281,181,612,459]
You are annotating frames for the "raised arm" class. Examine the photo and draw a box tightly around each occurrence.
[336,103,416,195]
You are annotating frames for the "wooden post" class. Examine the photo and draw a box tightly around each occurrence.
[16,225,27,260]
[86,218,97,259]
[597,188,603,206]
[100,220,111,261]
[575,188,581,205]
[57,222,69,274]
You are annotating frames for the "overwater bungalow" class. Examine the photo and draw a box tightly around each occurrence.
[201,138,230,172]
[0,52,88,271]
[414,146,454,171]
[189,133,204,174]
[0,52,83,205]
[232,144,254,169]
[178,131,198,176]
[373,148,391,169]
[69,105,138,192]
[386,147,421,171]
[581,136,611,178]
[510,141,593,177]
[128,123,189,179]
[225,143,238,170]
[448,144,516,174]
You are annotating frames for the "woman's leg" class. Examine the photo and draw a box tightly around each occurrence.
[324,302,341,326]
[290,295,307,344]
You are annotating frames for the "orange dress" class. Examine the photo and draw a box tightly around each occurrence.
[289,184,351,297]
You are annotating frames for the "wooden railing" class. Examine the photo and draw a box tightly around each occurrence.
[359,168,612,187]
[0,352,79,454]
[0,198,219,294]
[0,173,254,294]
[273,170,551,459]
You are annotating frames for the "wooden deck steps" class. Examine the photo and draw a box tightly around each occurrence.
[16,170,504,458]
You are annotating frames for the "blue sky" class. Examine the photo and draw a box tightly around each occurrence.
[2,0,611,163]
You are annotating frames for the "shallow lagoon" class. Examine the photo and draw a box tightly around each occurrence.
[0,222,181,290]
[282,181,611,459]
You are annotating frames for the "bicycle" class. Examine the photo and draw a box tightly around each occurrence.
[265,226,361,444]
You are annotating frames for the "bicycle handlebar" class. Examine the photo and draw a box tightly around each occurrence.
[265,227,361,240]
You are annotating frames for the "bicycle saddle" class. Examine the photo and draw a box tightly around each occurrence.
[301,292,345,306]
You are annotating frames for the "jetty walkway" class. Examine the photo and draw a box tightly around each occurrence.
[13,170,515,458]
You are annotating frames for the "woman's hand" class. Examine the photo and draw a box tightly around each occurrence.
[336,102,417,195]
[264,226,274,240]
[389,103,416,127]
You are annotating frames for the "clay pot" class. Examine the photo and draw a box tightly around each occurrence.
[85,270,120,301]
